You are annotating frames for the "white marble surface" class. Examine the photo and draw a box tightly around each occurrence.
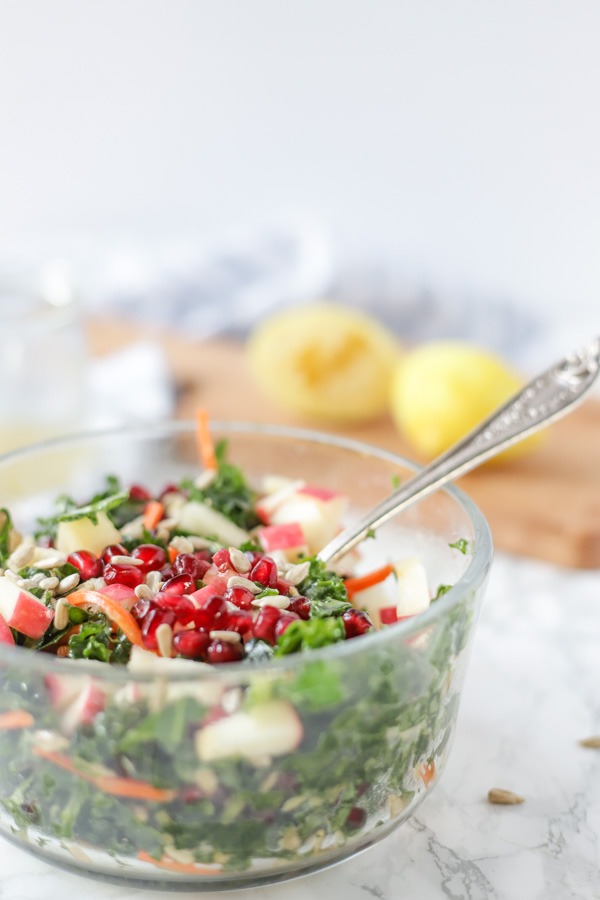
[1,553,598,900]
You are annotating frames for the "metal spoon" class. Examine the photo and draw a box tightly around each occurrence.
[318,337,600,565]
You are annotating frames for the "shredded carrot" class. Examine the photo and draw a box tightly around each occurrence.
[344,564,394,598]
[0,709,35,730]
[143,500,165,531]
[195,408,218,471]
[65,590,145,647]
[168,545,179,565]
[137,849,221,875]
[33,748,176,802]
[56,646,69,657]
[418,760,436,788]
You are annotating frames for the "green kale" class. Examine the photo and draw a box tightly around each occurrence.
[181,440,260,530]
[296,557,351,617]
[67,616,131,664]
[35,476,130,539]
[0,508,13,565]
[434,584,452,600]
[275,617,346,655]
[57,490,129,526]
[448,538,469,554]
[391,473,402,489]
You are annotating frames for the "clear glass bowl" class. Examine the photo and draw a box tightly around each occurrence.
[0,422,493,890]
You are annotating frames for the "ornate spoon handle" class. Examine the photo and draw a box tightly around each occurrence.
[318,338,600,564]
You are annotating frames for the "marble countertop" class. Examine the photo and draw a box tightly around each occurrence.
[1,553,598,900]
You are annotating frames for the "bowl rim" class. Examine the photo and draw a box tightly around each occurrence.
[0,420,494,681]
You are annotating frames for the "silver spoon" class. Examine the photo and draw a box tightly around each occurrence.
[318,337,600,565]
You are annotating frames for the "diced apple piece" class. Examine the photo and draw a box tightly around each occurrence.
[55,511,122,557]
[178,501,249,547]
[45,673,83,711]
[255,479,306,523]
[258,523,309,562]
[268,489,348,555]
[394,558,431,618]
[355,582,396,628]
[0,576,54,639]
[297,484,340,502]
[60,680,107,735]
[0,612,14,645]
[100,583,137,609]
[196,700,303,763]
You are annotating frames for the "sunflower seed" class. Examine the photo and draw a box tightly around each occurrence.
[229,547,251,573]
[35,556,66,569]
[57,573,80,594]
[33,729,69,753]
[188,536,214,550]
[209,630,242,644]
[227,575,261,593]
[170,535,195,555]
[156,623,173,659]
[4,570,25,587]
[194,469,218,490]
[286,561,310,586]
[53,598,70,630]
[251,595,290,610]
[110,555,144,567]
[487,788,525,805]
[7,542,35,570]
[135,583,154,601]
[121,515,145,538]
[578,736,600,748]
[39,576,59,591]
[145,570,163,592]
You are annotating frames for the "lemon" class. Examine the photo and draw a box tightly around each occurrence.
[247,302,399,423]
[390,340,540,460]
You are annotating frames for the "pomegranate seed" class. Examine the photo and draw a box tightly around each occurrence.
[212,548,232,572]
[172,553,205,581]
[155,593,196,624]
[342,608,373,639]
[191,593,228,630]
[142,607,177,649]
[131,544,167,573]
[159,483,181,499]
[129,484,152,502]
[181,785,207,803]
[132,598,153,622]
[101,544,129,565]
[274,611,300,640]
[160,573,195,595]
[224,585,255,610]
[194,549,212,563]
[246,551,264,566]
[103,562,145,588]
[224,609,254,636]
[206,639,243,664]
[250,556,278,589]
[253,605,281,644]
[173,629,211,659]
[275,578,291,596]
[67,550,103,580]
[288,596,311,620]
[346,806,367,830]
[38,535,54,548]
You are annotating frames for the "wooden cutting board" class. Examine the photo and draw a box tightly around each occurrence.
[89,320,600,569]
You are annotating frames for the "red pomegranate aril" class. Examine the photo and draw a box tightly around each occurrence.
[246,551,264,566]
[275,578,291,596]
[224,585,255,610]
[155,593,196,623]
[212,548,232,573]
[172,552,205,581]
[129,484,152,502]
[131,544,167,573]
[274,611,300,640]
[159,483,181,499]
[142,607,177,649]
[224,609,254,636]
[342,608,373,639]
[132,598,153,622]
[206,638,244,664]
[288,596,311,620]
[346,806,367,830]
[67,550,103,580]
[101,544,129,565]
[173,629,211,659]
[103,562,145,589]
[250,556,278,589]
[160,573,195,595]
[252,605,281,644]
[191,593,228,630]
[194,549,212,563]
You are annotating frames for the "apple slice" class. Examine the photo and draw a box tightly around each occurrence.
[100,583,137,609]
[178,501,250,547]
[46,673,88,711]
[255,479,306,523]
[394,558,431,618]
[196,700,303,763]
[55,511,122,557]
[258,523,308,562]
[0,576,54,639]
[268,489,348,554]
[0,612,14,645]
[60,680,107,735]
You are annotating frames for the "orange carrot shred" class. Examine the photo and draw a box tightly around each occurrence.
[0,709,35,730]
[138,850,221,875]
[33,748,176,801]
[65,590,145,647]
[418,760,436,788]
[143,500,165,531]
[168,545,179,565]
[344,564,394,598]
[195,408,218,471]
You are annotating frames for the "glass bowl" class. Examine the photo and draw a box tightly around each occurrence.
[0,421,493,891]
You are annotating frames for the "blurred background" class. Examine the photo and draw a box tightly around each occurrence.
[0,0,599,567]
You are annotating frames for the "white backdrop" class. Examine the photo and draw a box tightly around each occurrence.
[0,0,599,319]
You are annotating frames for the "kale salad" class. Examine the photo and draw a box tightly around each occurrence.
[0,413,477,885]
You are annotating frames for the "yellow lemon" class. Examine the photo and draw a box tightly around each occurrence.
[390,340,541,461]
[247,302,399,423]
